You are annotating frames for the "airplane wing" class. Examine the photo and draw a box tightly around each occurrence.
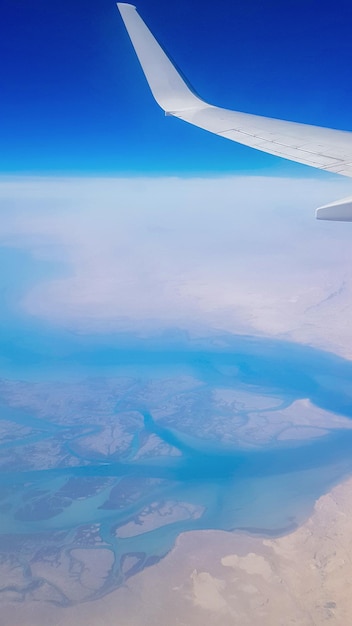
[117,3,352,221]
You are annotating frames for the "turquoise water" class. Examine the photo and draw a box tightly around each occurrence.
[1,323,352,599]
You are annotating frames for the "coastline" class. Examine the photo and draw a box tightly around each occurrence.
[2,475,352,626]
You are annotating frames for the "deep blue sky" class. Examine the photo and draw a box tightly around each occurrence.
[2,0,352,175]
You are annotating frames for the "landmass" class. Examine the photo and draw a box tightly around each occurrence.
[2,177,352,624]
[2,475,352,625]
[1,370,352,624]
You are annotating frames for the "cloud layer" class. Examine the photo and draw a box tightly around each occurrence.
[1,175,352,353]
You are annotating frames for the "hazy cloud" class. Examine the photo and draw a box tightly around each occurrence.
[1,175,352,351]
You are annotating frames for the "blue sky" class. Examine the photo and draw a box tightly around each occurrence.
[1,0,352,175]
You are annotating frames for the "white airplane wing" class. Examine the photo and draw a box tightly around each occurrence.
[117,3,352,221]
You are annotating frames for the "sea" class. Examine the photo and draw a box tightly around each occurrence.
[1,244,352,593]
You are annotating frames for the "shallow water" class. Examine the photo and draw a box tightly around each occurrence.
[1,325,352,601]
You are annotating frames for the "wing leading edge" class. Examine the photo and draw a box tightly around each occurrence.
[117,3,352,221]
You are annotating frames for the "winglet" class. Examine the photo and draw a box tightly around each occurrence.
[116,3,203,113]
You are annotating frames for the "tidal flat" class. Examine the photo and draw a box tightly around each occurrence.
[1,329,352,609]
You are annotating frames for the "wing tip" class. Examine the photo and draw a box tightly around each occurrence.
[116,3,137,11]
[116,2,203,113]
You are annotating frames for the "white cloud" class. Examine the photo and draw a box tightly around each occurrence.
[1,175,352,354]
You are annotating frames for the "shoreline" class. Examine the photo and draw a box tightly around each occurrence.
[2,474,352,625]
